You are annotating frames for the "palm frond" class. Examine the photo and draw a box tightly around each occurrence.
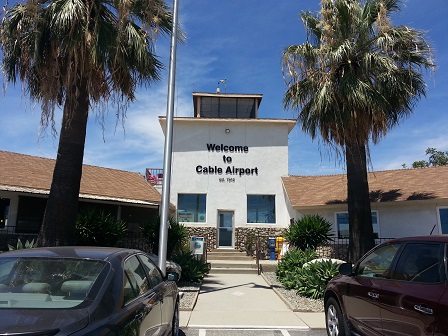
[0,0,175,131]
[283,0,434,149]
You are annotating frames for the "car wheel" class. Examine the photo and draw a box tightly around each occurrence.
[325,297,350,336]
[171,301,179,336]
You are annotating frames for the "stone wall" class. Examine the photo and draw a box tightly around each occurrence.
[316,243,349,261]
[184,226,286,254]
[185,227,217,251]
[183,226,349,261]
[235,227,285,256]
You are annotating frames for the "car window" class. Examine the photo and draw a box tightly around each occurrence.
[356,243,401,278]
[392,243,444,283]
[123,256,149,304]
[138,254,163,288]
[0,257,105,309]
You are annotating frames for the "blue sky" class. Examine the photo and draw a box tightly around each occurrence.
[1,0,447,176]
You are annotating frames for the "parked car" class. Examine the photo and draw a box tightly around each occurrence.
[324,235,448,336]
[0,246,180,335]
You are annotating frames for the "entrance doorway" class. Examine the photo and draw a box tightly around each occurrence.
[218,211,234,248]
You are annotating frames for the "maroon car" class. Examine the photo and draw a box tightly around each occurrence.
[0,246,180,335]
[324,235,448,336]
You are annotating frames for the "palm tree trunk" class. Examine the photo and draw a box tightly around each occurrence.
[38,78,89,246]
[345,140,375,263]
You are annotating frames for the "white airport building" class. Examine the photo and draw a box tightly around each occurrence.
[159,92,296,249]
[156,91,448,250]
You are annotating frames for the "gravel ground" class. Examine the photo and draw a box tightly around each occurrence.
[177,273,324,312]
[262,271,324,312]
[177,282,201,311]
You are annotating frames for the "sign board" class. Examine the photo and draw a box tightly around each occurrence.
[190,236,205,255]
[178,212,195,222]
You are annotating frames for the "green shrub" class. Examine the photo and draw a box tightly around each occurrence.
[294,260,340,299]
[8,238,37,250]
[279,270,301,290]
[284,215,333,250]
[140,216,188,259]
[75,208,127,246]
[276,248,317,280]
[172,250,210,283]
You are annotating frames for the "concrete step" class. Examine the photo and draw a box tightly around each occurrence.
[208,257,259,274]
[207,254,253,261]
[207,249,253,261]
[209,267,259,274]
[207,249,260,274]
[210,262,258,269]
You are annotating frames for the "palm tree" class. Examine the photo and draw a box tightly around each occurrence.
[283,0,434,262]
[1,0,175,246]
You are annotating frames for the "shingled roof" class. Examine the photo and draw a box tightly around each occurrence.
[0,150,162,206]
[282,166,448,208]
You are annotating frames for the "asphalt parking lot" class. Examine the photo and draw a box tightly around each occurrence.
[180,328,327,336]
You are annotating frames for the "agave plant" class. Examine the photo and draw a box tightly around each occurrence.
[295,260,340,299]
[284,215,334,251]
[140,216,188,259]
[8,238,37,250]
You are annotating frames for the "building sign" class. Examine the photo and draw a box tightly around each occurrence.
[195,143,259,182]
[178,212,195,222]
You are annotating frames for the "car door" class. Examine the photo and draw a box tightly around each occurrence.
[343,243,402,336]
[138,253,176,336]
[436,271,448,336]
[380,242,447,336]
[122,255,162,336]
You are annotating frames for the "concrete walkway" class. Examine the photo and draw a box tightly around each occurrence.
[180,273,326,330]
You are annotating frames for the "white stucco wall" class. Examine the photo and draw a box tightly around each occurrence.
[168,118,295,230]
[370,202,446,237]
[295,199,448,240]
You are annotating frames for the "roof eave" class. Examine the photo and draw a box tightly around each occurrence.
[0,185,160,207]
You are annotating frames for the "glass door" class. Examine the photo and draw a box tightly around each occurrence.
[218,211,234,247]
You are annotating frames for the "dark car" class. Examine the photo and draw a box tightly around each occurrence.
[0,246,180,335]
[324,235,448,336]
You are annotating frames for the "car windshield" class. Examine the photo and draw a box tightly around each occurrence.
[0,257,106,309]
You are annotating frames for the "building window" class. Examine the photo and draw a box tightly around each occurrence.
[16,196,47,233]
[439,208,448,234]
[177,194,206,223]
[336,211,379,239]
[247,195,276,224]
[0,198,10,229]
[200,97,256,119]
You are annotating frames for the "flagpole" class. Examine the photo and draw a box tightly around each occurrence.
[158,0,180,275]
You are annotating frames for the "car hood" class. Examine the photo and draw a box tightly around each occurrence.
[0,308,89,335]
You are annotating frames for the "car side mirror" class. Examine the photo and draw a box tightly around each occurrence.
[166,271,180,282]
[339,263,354,276]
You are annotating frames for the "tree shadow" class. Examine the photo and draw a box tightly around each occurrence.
[199,282,271,294]
[369,189,402,202]
[407,192,436,200]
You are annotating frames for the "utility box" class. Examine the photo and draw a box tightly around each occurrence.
[276,237,284,260]
[190,237,205,255]
[268,237,276,260]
